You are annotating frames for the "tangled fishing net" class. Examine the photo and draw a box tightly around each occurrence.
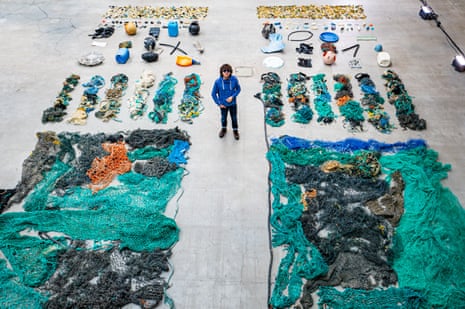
[287,73,313,124]
[67,75,105,125]
[128,70,156,120]
[333,74,365,132]
[42,74,80,123]
[0,127,191,308]
[95,73,129,122]
[381,69,426,131]
[355,73,395,134]
[310,74,336,124]
[178,73,202,124]
[255,72,285,127]
[149,72,178,124]
[267,136,465,309]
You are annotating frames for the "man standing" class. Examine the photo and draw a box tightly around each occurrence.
[211,64,242,140]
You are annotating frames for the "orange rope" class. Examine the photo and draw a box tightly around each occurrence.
[86,141,132,192]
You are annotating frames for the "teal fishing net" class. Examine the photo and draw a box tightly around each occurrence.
[267,136,465,309]
[0,127,190,308]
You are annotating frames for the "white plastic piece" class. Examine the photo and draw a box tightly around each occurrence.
[377,52,391,67]
[263,56,284,68]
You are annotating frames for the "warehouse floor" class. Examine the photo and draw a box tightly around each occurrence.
[1,0,465,308]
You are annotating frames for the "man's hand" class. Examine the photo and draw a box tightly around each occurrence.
[220,104,226,108]
[226,96,233,103]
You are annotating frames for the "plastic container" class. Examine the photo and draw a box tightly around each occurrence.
[115,48,130,64]
[168,21,179,37]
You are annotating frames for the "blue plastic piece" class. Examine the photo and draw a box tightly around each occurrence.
[319,32,339,43]
[115,48,130,64]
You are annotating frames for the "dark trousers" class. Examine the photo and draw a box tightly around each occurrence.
[220,104,238,130]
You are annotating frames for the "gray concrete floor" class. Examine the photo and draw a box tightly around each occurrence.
[1,0,465,308]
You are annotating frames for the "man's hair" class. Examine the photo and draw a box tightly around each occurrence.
[219,64,233,76]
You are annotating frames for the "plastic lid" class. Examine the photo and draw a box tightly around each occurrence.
[319,32,339,43]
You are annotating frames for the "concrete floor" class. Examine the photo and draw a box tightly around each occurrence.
[1,0,465,308]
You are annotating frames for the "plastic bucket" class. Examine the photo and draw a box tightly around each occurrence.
[115,48,130,64]
[168,21,179,37]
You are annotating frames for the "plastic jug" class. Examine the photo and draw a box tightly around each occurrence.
[168,21,179,37]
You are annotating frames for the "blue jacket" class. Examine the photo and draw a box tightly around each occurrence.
[211,75,241,107]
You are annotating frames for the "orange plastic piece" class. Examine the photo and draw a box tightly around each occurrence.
[86,141,132,192]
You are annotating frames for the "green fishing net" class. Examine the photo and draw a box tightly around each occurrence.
[0,127,190,308]
[267,136,465,309]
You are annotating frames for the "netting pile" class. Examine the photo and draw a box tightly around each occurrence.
[149,72,178,124]
[355,73,394,134]
[287,73,313,124]
[310,74,336,124]
[42,74,80,123]
[95,73,129,122]
[381,69,426,130]
[255,72,285,127]
[0,127,190,308]
[333,74,365,132]
[67,75,106,125]
[267,136,465,308]
[178,73,202,124]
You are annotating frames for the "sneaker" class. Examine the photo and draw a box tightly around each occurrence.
[233,131,240,140]
[219,128,227,138]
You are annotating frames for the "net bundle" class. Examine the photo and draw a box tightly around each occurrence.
[267,136,465,309]
[0,127,190,308]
